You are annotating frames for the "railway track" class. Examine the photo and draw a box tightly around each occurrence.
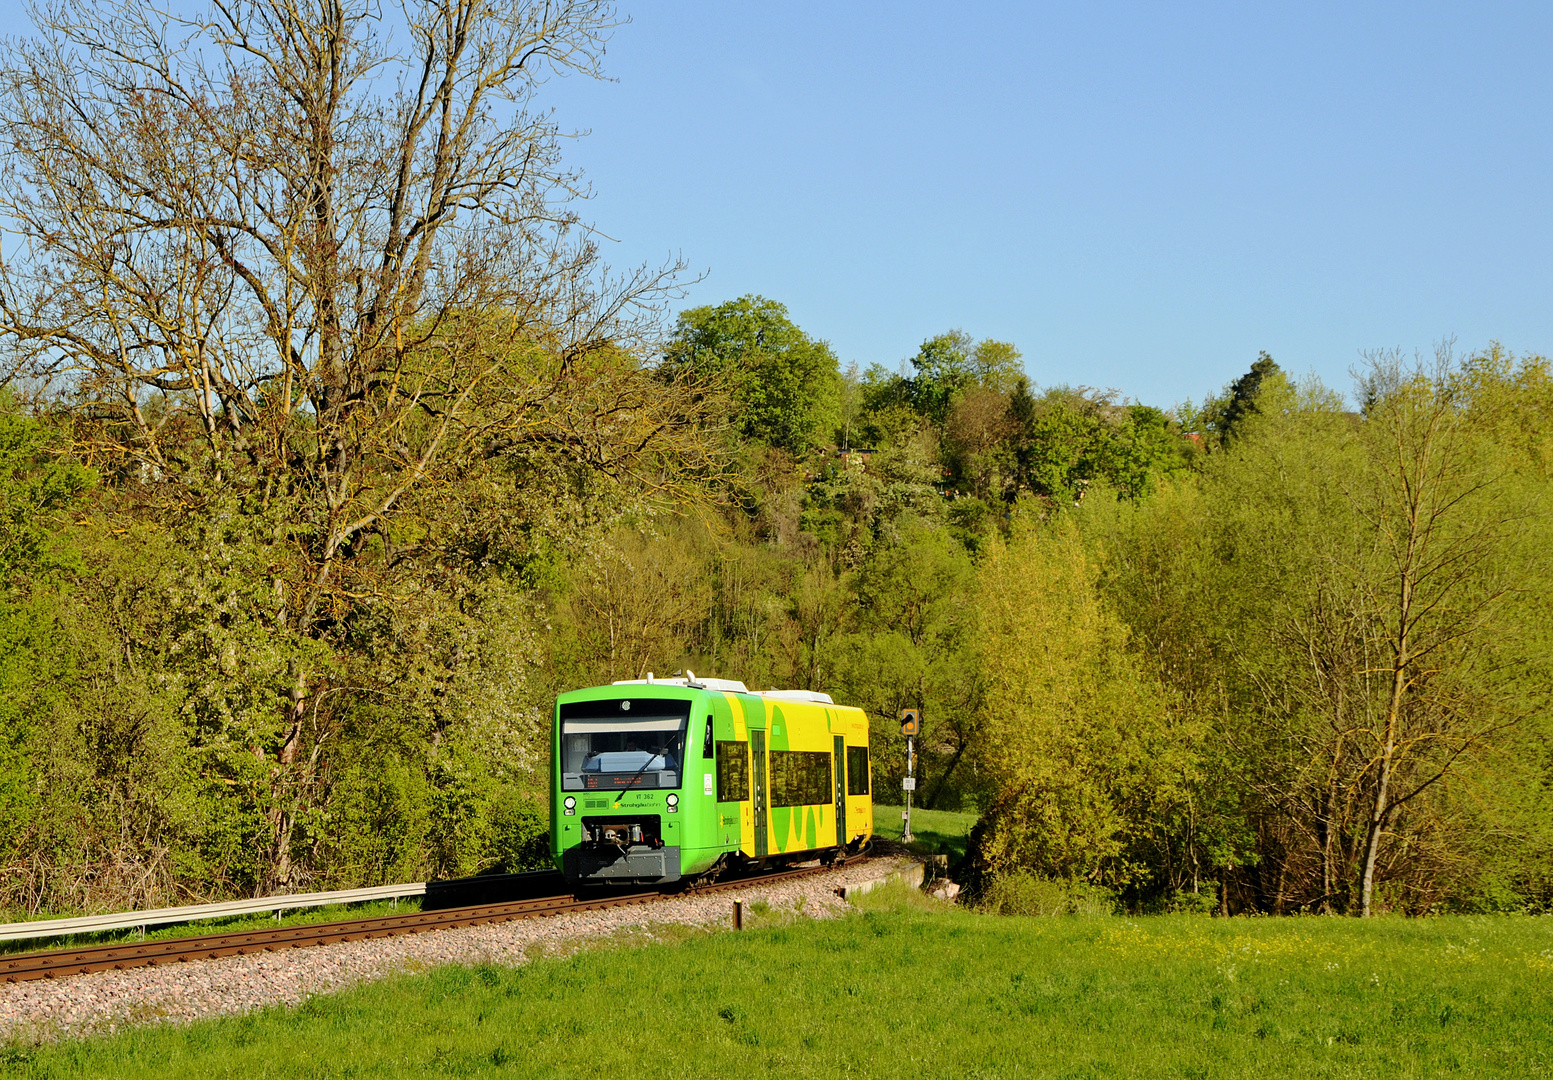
[0,860,857,984]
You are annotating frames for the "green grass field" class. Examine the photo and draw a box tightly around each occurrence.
[7,884,1553,1079]
[871,803,979,860]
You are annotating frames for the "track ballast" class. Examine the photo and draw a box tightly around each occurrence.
[0,860,859,983]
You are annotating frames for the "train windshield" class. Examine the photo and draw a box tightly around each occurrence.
[559,698,690,792]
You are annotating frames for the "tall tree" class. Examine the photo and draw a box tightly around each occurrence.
[1007,383,1193,505]
[0,399,95,866]
[662,295,840,456]
[1350,349,1547,916]
[1097,353,1553,914]
[1186,352,1285,448]
[965,520,1192,893]
[831,514,979,805]
[902,330,1022,427]
[0,0,705,891]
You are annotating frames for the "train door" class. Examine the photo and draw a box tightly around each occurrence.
[832,734,847,849]
[751,730,768,859]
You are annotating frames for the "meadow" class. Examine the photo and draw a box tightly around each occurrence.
[5,884,1551,1079]
[871,804,979,860]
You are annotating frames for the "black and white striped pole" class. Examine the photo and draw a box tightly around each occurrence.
[900,708,920,842]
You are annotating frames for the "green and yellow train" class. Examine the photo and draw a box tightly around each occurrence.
[550,675,873,885]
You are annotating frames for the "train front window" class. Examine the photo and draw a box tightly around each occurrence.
[559,699,690,792]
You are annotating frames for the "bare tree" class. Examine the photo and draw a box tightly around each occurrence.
[0,0,706,890]
[1350,347,1534,916]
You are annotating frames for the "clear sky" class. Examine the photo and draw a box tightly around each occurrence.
[538,1,1553,407]
[4,2,1550,407]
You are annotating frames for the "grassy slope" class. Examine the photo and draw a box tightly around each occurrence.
[871,804,979,860]
[7,885,1553,1079]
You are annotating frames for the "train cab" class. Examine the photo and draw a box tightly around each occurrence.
[550,675,873,887]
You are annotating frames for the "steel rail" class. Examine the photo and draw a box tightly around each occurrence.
[0,861,853,984]
[0,870,563,944]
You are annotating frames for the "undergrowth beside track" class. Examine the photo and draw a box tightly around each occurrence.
[6,883,1553,1078]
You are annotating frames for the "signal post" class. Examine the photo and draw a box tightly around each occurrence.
[900,708,919,842]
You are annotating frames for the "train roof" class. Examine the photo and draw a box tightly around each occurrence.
[757,689,835,704]
[600,673,835,704]
[609,673,748,693]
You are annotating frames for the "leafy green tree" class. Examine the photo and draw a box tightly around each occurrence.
[0,402,94,581]
[1092,352,1553,915]
[907,331,978,427]
[899,330,1023,427]
[944,386,1016,503]
[0,0,703,893]
[0,400,95,884]
[553,521,713,685]
[1007,383,1193,504]
[854,397,926,452]
[829,515,980,807]
[1076,479,1259,908]
[1347,348,1552,915]
[663,296,840,456]
[1182,351,1286,448]
[964,519,1193,895]
[970,339,1026,394]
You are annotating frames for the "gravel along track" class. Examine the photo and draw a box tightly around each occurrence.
[0,857,918,1044]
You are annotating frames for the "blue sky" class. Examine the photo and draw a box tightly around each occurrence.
[538,1,1553,406]
[4,1,1549,407]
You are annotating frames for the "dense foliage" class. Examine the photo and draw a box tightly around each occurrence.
[5,329,1549,917]
[0,0,1548,919]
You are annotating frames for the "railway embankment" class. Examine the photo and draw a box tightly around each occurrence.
[0,856,924,1044]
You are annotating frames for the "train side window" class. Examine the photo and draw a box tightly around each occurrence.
[846,745,869,796]
[716,740,749,802]
[702,717,715,759]
[770,750,832,807]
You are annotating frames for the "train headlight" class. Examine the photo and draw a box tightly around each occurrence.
[563,796,576,816]
[666,793,679,813]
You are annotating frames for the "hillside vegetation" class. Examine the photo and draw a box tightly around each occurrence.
[0,0,1549,919]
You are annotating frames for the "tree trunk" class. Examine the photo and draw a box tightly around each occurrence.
[1320,732,1344,914]
[263,667,308,895]
[1358,732,1395,916]
[1359,652,1408,917]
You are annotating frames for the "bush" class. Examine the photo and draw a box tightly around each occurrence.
[487,787,550,873]
[978,871,1117,917]
[1162,888,1216,915]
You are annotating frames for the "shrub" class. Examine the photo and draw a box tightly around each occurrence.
[978,871,1117,917]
